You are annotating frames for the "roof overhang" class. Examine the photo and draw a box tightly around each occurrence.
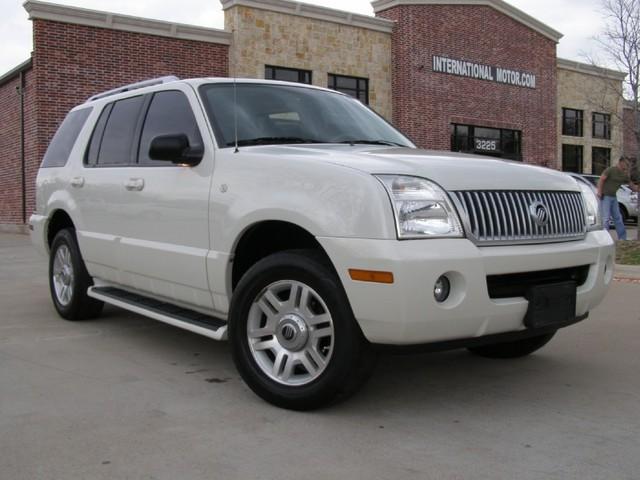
[221,0,395,34]
[371,0,563,42]
[557,58,627,81]
[23,0,232,45]
[0,58,32,87]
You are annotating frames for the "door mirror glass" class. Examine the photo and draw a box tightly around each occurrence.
[149,134,203,166]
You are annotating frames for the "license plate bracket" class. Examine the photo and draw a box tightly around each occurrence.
[524,281,577,329]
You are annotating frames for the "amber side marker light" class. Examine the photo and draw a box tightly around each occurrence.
[348,269,394,284]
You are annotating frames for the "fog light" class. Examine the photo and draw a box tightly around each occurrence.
[434,275,450,303]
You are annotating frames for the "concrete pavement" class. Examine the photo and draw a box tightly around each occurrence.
[1,233,640,480]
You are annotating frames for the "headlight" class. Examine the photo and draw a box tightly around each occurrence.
[376,175,464,239]
[576,181,601,230]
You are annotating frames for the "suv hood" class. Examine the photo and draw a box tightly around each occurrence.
[245,145,579,191]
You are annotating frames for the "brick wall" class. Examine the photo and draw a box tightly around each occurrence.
[377,5,557,166]
[0,19,229,226]
[0,66,33,226]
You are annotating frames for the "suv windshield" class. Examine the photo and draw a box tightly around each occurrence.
[199,83,414,148]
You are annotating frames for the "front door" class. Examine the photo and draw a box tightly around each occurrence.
[116,86,215,311]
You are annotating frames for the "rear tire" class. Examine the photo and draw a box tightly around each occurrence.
[467,332,556,359]
[49,228,103,320]
[229,250,376,410]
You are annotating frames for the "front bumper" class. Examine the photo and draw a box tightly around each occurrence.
[318,230,615,345]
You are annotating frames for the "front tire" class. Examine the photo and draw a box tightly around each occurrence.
[229,250,375,410]
[49,228,103,320]
[467,332,556,359]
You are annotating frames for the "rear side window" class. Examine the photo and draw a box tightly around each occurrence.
[85,103,113,166]
[41,108,92,168]
[89,95,145,166]
[138,90,202,165]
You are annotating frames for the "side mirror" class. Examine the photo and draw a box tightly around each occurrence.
[149,134,203,166]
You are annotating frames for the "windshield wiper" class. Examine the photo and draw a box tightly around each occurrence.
[228,137,325,147]
[338,139,406,147]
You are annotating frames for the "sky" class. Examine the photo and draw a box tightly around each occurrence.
[0,0,611,75]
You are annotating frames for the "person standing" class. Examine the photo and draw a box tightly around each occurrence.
[597,157,638,240]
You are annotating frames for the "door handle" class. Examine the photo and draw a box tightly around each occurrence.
[70,176,85,188]
[124,178,145,191]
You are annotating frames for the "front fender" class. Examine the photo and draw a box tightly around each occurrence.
[211,150,396,254]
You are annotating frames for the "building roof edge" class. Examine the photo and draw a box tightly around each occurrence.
[370,0,563,42]
[221,0,395,33]
[23,0,232,45]
[0,58,33,87]
[557,58,627,81]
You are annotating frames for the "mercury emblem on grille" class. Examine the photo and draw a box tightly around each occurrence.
[529,201,550,227]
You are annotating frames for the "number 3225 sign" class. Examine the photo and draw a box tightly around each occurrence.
[475,138,499,152]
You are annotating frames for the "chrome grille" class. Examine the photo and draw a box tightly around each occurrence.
[451,190,587,245]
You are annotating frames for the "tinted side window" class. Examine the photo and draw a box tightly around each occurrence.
[41,108,92,168]
[138,91,203,165]
[97,95,145,165]
[85,103,113,166]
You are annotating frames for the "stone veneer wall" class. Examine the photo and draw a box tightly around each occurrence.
[557,67,624,173]
[224,5,392,120]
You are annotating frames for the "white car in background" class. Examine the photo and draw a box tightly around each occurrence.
[30,77,615,410]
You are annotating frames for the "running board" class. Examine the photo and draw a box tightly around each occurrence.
[87,286,227,340]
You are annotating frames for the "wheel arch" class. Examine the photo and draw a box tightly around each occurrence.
[230,220,337,292]
[47,209,75,249]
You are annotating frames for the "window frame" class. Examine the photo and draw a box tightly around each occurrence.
[136,90,204,167]
[265,65,312,84]
[84,94,148,168]
[327,73,369,105]
[450,123,522,161]
[591,146,611,175]
[592,112,611,140]
[562,108,584,137]
[84,89,204,168]
[41,107,93,168]
[561,144,584,173]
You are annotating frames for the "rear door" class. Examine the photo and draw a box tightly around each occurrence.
[75,95,146,284]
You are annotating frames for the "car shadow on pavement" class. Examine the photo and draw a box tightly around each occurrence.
[86,307,598,416]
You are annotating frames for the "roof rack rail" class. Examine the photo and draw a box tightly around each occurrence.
[86,76,179,102]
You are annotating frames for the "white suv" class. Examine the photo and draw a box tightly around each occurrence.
[31,77,615,409]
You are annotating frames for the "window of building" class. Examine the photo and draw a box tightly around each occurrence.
[592,147,611,175]
[88,95,146,166]
[562,144,584,172]
[450,124,522,161]
[265,65,312,84]
[562,108,583,137]
[328,74,369,104]
[592,112,611,140]
[138,90,203,165]
[42,107,92,168]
